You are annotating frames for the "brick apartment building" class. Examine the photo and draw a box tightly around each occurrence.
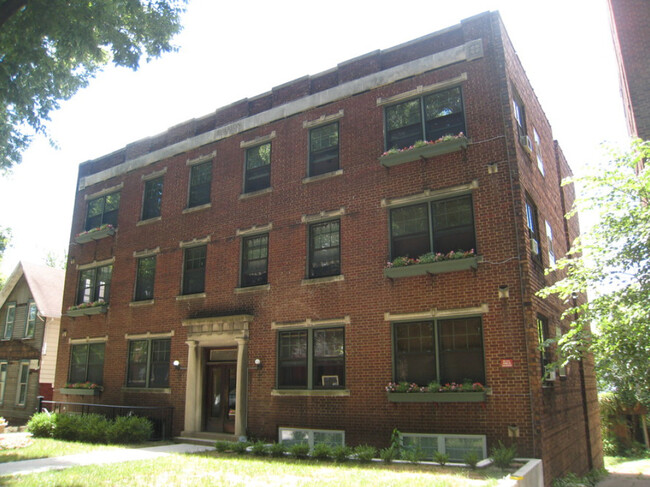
[55,11,602,482]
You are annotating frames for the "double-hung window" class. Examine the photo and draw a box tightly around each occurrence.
[390,195,475,260]
[545,221,555,266]
[182,245,206,295]
[525,197,541,262]
[0,361,7,404]
[127,338,170,388]
[277,327,345,389]
[393,317,485,385]
[241,234,268,287]
[308,220,340,278]
[76,265,112,305]
[533,128,545,175]
[142,177,163,220]
[134,256,156,301]
[513,95,527,138]
[2,302,15,339]
[385,86,465,151]
[188,161,212,208]
[537,315,551,378]
[24,300,37,338]
[69,343,105,385]
[309,122,339,177]
[16,361,29,406]
[244,143,271,193]
[85,192,120,231]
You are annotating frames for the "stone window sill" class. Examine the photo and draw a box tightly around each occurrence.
[239,187,273,200]
[137,216,162,226]
[122,387,171,394]
[182,203,211,214]
[176,293,206,301]
[301,275,344,286]
[130,300,155,307]
[271,389,350,397]
[302,169,343,184]
[234,284,271,294]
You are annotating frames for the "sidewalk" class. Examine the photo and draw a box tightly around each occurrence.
[0,434,214,477]
[598,459,650,487]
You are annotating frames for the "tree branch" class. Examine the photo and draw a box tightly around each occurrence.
[0,0,28,30]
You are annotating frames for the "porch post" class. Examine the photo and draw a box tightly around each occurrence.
[184,340,200,432]
[234,336,249,438]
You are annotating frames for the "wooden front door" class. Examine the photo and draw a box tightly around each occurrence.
[204,363,237,433]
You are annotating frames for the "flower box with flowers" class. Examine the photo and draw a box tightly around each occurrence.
[384,250,480,278]
[379,134,468,168]
[386,381,487,403]
[66,300,108,317]
[75,224,115,244]
[60,382,103,396]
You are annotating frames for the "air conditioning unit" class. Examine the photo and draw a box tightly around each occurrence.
[520,135,533,153]
[546,370,557,381]
[530,239,539,255]
[29,359,40,370]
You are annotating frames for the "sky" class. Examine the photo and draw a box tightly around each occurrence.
[0,0,629,277]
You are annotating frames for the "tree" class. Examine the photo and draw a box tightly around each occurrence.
[539,140,650,415]
[0,226,10,287]
[0,0,187,172]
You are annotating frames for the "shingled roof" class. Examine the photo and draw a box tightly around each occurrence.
[0,262,65,318]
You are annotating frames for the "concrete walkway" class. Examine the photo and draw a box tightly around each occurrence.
[598,459,650,487]
[0,434,214,477]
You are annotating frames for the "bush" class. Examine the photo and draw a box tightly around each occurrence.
[434,451,449,465]
[354,444,377,463]
[27,412,57,438]
[401,447,425,464]
[106,416,153,444]
[289,443,310,459]
[332,445,353,463]
[78,414,110,443]
[215,440,234,452]
[463,451,479,469]
[379,446,398,463]
[251,441,268,456]
[231,441,250,454]
[268,442,286,458]
[312,443,333,460]
[52,414,83,441]
[490,441,517,470]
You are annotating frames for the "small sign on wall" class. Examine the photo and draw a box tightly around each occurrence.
[500,359,514,368]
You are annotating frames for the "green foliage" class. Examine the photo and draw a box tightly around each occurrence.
[463,451,479,469]
[354,444,377,463]
[231,441,250,454]
[490,441,516,470]
[52,414,84,441]
[379,446,398,463]
[77,414,110,443]
[250,441,268,456]
[214,440,233,453]
[311,443,333,460]
[288,442,310,459]
[268,442,286,458]
[401,447,425,464]
[433,451,449,465]
[26,412,57,438]
[0,0,187,171]
[332,445,353,462]
[106,416,153,444]
[538,140,650,410]
[552,468,608,487]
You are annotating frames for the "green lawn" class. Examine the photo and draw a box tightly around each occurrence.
[0,448,504,486]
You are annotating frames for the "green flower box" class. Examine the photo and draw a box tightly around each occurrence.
[67,305,108,317]
[60,387,102,396]
[75,226,115,244]
[387,392,486,403]
[380,137,468,167]
[384,256,480,279]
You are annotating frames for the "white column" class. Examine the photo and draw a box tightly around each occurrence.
[234,336,249,438]
[183,340,199,433]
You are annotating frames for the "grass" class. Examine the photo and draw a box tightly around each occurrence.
[0,449,504,486]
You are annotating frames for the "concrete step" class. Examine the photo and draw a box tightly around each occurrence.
[175,431,237,446]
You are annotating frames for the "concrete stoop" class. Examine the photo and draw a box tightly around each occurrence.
[498,459,544,487]
[175,431,237,447]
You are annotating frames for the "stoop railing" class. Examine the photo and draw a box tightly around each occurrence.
[38,398,173,441]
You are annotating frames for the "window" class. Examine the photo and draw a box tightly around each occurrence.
[277,327,345,389]
[16,361,29,406]
[385,86,465,151]
[241,234,268,287]
[393,317,485,385]
[401,433,486,462]
[0,361,7,404]
[537,315,551,378]
[279,428,345,448]
[76,265,112,305]
[188,161,212,208]
[69,343,105,385]
[142,177,163,220]
[182,245,206,295]
[308,220,340,278]
[533,128,545,175]
[513,95,527,137]
[545,220,555,266]
[24,300,37,338]
[309,122,339,176]
[127,338,170,388]
[525,198,541,262]
[244,143,271,193]
[2,302,15,339]
[390,195,475,260]
[134,256,156,301]
[85,192,120,231]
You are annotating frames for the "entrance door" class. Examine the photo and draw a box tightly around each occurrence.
[205,363,237,433]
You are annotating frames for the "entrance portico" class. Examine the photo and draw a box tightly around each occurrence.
[180,315,253,439]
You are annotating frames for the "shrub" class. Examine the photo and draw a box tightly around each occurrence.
[332,445,353,463]
[354,444,376,463]
[215,440,233,452]
[231,441,250,454]
[250,441,268,456]
[463,451,479,469]
[289,442,310,459]
[490,441,517,470]
[52,413,83,441]
[401,447,425,464]
[379,446,398,463]
[434,451,449,465]
[78,414,110,443]
[106,415,153,444]
[27,412,57,438]
[311,443,333,460]
[268,442,286,458]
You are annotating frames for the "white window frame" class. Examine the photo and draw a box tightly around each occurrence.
[400,433,487,461]
[16,361,30,406]
[278,427,345,449]
[545,220,555,266]
[533,128,545,175]
[2,302,16,340]
[24,300,37,338]
[0,360,7,404]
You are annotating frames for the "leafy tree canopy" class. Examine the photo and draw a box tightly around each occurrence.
[0,226,10,287]
[0,0,187,172]
[539,139,650,409]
